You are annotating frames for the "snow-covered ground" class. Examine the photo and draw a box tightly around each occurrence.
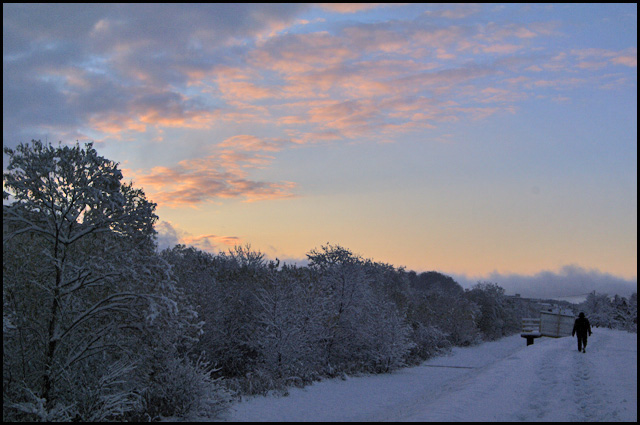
[226,328,636,422]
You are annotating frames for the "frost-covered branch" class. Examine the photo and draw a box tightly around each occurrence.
[53,293,142,344]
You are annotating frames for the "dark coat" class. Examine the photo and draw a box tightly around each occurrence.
[572,316,592,337]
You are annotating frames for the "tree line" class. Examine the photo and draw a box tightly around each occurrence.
[579,291,637,332]
[159,243,546,394]
[4,141,635,421]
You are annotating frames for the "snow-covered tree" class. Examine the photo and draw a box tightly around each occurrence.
[3,141,226,421]
[580,291,616,328]
[307,245,370,372]
[465,282,519,341]
[580,291,637,332]
[306,244,413,374]
[3,141,155,415]
[627,293,638,333]
[407,271,481,347]
[251,263,323,388]
[200,246,266,383]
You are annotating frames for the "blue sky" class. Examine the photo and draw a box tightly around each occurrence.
[3,4,637,297]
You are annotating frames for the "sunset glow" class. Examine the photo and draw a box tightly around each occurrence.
[3,4,637,294]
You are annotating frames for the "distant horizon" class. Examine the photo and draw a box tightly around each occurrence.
[156,235,637,302]
[4,4,637,295]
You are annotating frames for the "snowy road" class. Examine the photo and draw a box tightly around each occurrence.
[226,328,637,422]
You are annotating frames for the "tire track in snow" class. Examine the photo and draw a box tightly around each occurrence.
[571,331,616,422]
[512,337,574,421]
[517,330,620,422]
[573,352,601,421]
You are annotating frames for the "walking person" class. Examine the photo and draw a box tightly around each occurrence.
[572,312,592,353]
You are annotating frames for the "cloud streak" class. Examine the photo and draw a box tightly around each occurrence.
[3,4,637,209]
[5,4,635,150]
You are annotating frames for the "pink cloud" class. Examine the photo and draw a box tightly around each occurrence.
[218,135,286,152]
[477,87,528,104]
[412,26,469,50]
[250,32,357,75]
[571,48,637,68]
[128,149,297,207]
[195,18,627,148]
[155,220,242,252]
[88,113,147,135]
[318,3,392,14]
[611,54,637,68]
[423,4,481,19]
[217,78,277,102]
[182,234,242,251]
[306,99,383,137]
[81,92,221,139]
[5,4,635,157]
[282,68,395,100]
[78,9,636,169]
[482,43,522,55]
[277,115,307,125]
[342,26,411,55]
[577,61,607,70]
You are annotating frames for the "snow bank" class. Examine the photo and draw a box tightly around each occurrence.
[226,328,636,422]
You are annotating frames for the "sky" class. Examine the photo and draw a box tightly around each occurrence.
[3,4,637,298]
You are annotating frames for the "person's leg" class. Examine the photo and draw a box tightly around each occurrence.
[577,336,582,351]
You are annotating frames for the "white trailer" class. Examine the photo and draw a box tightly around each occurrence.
[521,310,575,345]
[539,310,574,338]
